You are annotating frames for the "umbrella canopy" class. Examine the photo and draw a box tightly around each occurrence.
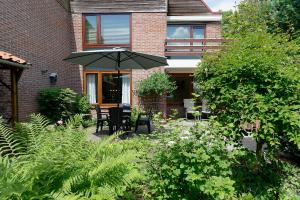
[63,48,168,108]
[63,48,168,70]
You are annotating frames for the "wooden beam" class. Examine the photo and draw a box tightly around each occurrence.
[165,52,205,56]
[166,38,229,43]
[165,45,222,50]
[0,79,11,90]
[11,69,18,124]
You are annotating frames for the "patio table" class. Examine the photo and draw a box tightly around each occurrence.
[108,107,131,134]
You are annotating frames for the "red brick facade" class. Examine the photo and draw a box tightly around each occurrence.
[0,0,79,120]
[206,22,222,38]
[0,0,221,119]
[131,13,167,113]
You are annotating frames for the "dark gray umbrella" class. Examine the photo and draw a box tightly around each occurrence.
[63,48,168,105]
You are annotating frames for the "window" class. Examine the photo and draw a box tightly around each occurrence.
[86,74,98,104]
[84,14,130,48]
[102,74,130,104]
[101,15,130,44]
[167,25,191,39]
[167,25,205,39]
[85,72,131,106]
[167,25,205,55]
[85,16,97,44]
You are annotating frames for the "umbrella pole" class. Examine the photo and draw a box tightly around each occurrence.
[117,52,121,108]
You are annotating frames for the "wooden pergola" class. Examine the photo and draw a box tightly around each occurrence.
[0,51,28,124]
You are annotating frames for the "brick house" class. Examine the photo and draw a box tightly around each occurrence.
[0,0,222,120]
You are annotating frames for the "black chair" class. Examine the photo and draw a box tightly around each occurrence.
[96,106,109,133]
[135,110,152,134]
[108,107,123,135]
[122,103,131,131]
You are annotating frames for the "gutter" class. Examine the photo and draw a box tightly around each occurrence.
[0,59,29,69]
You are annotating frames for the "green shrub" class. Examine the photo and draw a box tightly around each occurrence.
[75,95,91,114]
[195,31,300,159]
[130,107,144,127]
[0,114,142,199]
[37,88,90,122]
[136,72,177,97]
[81,118,97,128]
[145,121,236,199]
[144,119,300,199]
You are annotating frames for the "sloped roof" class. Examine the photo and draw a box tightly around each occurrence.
[0,51,27,65]
[0,51,28,69]
[168,0,214,16]
[70,0,168,13]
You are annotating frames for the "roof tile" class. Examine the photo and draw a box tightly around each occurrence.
[0,51,27,64]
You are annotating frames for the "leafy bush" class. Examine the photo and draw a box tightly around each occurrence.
[136,72,177,97]
[145,121,236,200]
[195,31,300,159]
[144,120,300,199]
[75,95,91,114]
[130,107,144,127]
[222,0,300,39]
[38,88,90,122]
[0,114,141,199]
[81,118,97,128]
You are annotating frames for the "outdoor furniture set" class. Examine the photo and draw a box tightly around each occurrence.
[96,105,152,134]
[183,99,211,120]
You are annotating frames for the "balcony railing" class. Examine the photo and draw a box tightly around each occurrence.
[165,38,228,57]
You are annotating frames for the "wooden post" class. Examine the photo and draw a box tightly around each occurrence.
[11,69,18,124]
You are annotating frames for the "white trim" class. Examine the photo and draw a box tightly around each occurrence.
[167,15,222,22]
[166,59,201,69]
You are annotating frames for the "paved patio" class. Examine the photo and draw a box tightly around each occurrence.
[86,120,259,152]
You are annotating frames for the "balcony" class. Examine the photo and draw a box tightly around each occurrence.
[165,38,227,57]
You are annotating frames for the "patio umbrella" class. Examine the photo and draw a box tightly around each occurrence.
[63,48,168,106]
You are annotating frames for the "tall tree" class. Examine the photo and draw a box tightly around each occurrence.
[222,0,300,39]
[195,31,300,159]
[266,0,300,37]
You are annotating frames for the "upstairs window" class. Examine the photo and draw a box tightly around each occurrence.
[166,25,205,57]
[85,16,97,44]
[167,25,205,40]
[83,14,131,48]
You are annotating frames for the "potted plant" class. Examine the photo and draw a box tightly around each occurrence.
[136,72,177,119]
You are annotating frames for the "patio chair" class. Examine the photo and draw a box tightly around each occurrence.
[96,105,109,133]
[135,109,152,134]
[122,103,131,131]
[183,99,200,120]
[108,107,123,135]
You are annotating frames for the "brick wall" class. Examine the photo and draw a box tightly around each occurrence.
[70,12,168,115]
[0,0,220,120]
[131,13,167,114]
[69,13,84,93]
[0,0,80,120]
[206,22,222,38]
[0,70,11,120]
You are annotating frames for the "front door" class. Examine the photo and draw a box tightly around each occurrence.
[167,73,194,118]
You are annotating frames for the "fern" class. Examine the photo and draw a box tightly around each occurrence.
[65,114,84,129]
[0,115,142,200]
[26,114,49,152]
[0,118,25,157]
